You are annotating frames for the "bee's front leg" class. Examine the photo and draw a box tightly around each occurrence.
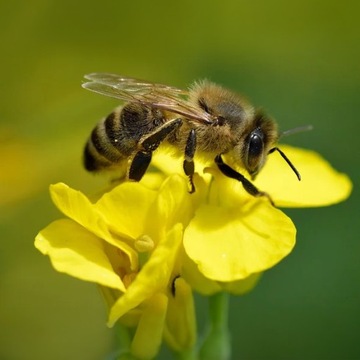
[128,118,183,181]
[214,155,275,206]
[183,129,197,193]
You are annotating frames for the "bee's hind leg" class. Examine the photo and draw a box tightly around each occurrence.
[183,129,197,193]
[128,118,183,181]
[128,151,153,181]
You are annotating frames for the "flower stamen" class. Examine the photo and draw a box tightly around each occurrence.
[123,272,137,289]
[135,234,155,253]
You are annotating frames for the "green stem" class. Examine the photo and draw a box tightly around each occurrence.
[199,292,231,360]
[175,347,198,360]
[209,291,229,332]
[109,323,135,360]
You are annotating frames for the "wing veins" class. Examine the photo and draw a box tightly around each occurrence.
[83,73,213,123]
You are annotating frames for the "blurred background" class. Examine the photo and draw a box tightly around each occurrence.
[0,0,359,359]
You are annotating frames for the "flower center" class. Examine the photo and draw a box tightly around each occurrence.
[135,234,155,253]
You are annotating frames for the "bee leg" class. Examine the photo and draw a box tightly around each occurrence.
[128,118,183,181]
[214,155,275,206]
[128,151,153,181]
[183,129,197,193]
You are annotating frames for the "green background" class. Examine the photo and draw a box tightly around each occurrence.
[1,1,358,359]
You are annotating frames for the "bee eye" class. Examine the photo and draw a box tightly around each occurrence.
[245,128,265,176]
[249,132,264,157]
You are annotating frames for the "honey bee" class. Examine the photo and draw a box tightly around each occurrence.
[82,73,300,202]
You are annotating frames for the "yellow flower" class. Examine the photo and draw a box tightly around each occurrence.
[151,144,351,292]
[35,144,351,358]
[35,176,196,359]
[254,145,352,207]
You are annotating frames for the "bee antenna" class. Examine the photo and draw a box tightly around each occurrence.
[268,147,301,181]
[280,125,313,138]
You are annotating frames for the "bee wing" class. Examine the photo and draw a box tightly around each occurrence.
[82,73,213,124]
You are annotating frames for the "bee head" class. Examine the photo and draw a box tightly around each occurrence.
[242,111,278,179]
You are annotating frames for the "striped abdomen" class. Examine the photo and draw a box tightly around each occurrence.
[84,103,165,172]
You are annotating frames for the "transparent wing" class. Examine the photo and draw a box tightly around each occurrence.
[82,73,213,124]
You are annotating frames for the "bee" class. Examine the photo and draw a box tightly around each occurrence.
[82,73,300,202]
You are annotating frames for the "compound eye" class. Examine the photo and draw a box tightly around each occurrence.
[249,132,264,158]
[246,128,265,176]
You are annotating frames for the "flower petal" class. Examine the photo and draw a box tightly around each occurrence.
[184,201,296,282]
[151,148,184,176]
[50,183,138,268]
[181,253,222,295]
[141,171,167,190]
[96,182,157,239]
[108,223,183,327]
[164,277,196,351]
[255,145,352,207]
[148,175,193,240]
[220,273,262,295]
[50,182,109,238]
[151,148,211,183]
[131,293,168,360]
[35,219,125,291]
